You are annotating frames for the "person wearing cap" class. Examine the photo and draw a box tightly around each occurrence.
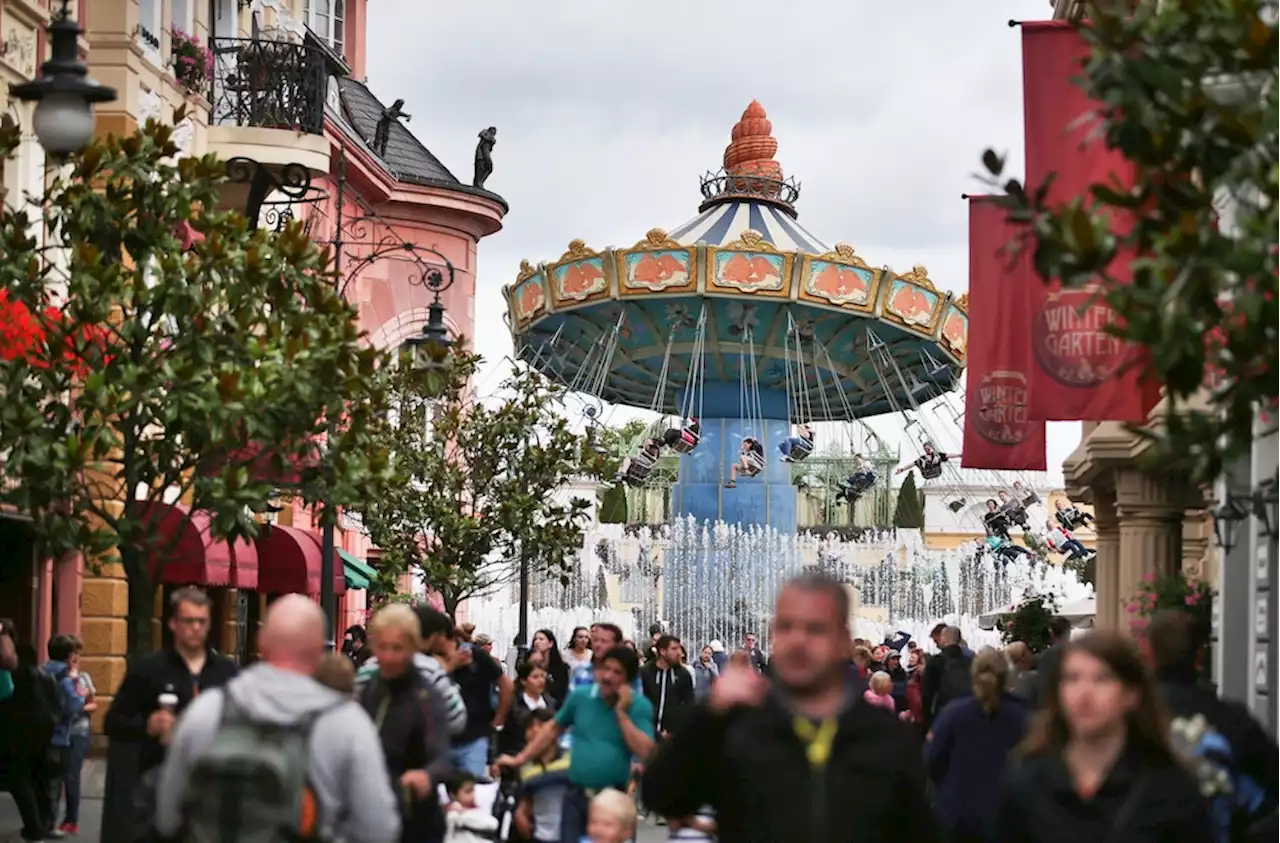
[883,650,909,714]
[707,640,728,674]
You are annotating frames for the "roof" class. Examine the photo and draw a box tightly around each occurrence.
[334,77,461,185]
[668,199,830,253]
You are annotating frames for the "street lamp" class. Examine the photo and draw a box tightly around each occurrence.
[1212,495,1249,553]
[10,1,117,157]
[399,259,457,370]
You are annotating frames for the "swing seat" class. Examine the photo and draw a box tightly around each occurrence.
[946,497,967,513]
[742,452,765,477]
[919,464,943,481]
[671,429,700,454]
[1021,492,1039,507]
[788,438,814,461]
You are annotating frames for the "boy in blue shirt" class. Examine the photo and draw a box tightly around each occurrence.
[41,634,85,836]
[496,645,654,843]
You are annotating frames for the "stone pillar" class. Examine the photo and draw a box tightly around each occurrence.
[80,562,130,741]
[1181,511,1211,581]
[1092,487,1122,631]
[1115,469,1187,631]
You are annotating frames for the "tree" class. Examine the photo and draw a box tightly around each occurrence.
[353,348,594,617]
[984,0,1277,484]
[0,118,387,659]
[591,419,647,524]
[892,472,926,529]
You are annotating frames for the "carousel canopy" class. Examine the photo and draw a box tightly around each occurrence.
[504,101,969,422]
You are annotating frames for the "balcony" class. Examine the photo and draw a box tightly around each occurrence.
[207,36,331,213]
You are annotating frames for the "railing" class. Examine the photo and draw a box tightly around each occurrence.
[209,36,326,136]
[699,168,802,210]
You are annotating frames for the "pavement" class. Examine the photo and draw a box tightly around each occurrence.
[1,760,671,843]
[1,759,104,843]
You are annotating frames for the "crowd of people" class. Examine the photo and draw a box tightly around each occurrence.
[1,572,1278,843]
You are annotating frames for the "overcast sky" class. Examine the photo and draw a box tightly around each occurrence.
[365,0,1081,485]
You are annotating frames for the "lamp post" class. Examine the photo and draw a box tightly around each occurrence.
[11,0,117,157]
[1212,474,1280,553]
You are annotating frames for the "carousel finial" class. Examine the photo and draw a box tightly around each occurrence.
[723,100,783,193]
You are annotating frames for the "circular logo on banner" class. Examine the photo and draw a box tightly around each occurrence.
[974,370,1033,445]
[1032,286,1126,387]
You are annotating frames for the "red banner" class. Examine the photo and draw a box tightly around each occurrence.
[961,196,1047,471]
[1021,21,1154,422]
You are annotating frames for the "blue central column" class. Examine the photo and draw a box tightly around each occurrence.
[670,384,798,534]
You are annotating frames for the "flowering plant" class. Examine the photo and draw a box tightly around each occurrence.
[1126,571,1214,634]
[171,29,213,96]
[997,594,1058,653]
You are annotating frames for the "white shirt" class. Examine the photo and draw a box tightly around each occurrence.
[522,693,547,711]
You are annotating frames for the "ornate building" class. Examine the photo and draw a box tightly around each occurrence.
[1,0,507,736]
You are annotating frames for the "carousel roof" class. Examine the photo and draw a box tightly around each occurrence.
[502,101,970,421]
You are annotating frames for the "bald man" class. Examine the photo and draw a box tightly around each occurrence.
[153,595,400,843]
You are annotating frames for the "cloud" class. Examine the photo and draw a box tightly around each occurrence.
[365,0,1080,486]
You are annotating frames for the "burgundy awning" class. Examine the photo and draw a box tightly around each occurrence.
[255,524,346,596]
[134,502,258,589]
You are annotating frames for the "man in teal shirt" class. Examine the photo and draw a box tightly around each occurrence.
[497,644,654,843]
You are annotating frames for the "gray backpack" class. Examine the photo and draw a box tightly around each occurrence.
[182,691,333,843]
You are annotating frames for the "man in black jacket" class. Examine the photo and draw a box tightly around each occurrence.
[643,571,938,843]
[1149,609,1278,837]
[921,625,971,729]
[640,635,694,738]
[101,587,237,843]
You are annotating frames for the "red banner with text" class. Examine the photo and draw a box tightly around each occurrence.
[1021,21,1153,422]
[961,196,1047,472]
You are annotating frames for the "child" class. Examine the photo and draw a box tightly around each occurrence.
[445,772,499,843]
[514,709,571,843]
[863,671,896,713]
[583,788,636,843]
[314,651,356,695]
[1045,520,1091,561]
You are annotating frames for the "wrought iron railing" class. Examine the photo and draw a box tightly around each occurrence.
[699,168,802,210]
[209,36,326,136]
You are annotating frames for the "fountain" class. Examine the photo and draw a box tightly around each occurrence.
[462,518,1091,654]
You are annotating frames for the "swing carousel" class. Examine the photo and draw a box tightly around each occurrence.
[503,101,971,534]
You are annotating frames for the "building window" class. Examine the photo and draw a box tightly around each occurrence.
[171,0,193,35]
[303,0,344,55]
[138,0,163,61]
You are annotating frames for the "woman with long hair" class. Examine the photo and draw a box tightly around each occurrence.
[530,628,569,704]
[924,648,1028,842]
[564,626,593,671]
[496,660,556,759]
[997,633,1213,842]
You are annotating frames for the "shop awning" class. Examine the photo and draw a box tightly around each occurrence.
[254,524,346,596]
[340,550,377,590]
[133,502,258,590]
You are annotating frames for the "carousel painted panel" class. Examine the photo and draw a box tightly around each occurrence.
[880,266,943,335]
[509,263,549,326]
[706,230,793,298]
[938,296,969,364]
[548,240,611,308]
[798,244,881,315]
[616,229,696,296]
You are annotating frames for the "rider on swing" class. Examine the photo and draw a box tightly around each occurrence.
[615,437,662,488]
[778,423,814,462]
[894,442,958,480]
[661,417,701,452]
[1054,497,1095,532]
[997,490,1031,530]
[835,454,877,504]
[724,437,765,488]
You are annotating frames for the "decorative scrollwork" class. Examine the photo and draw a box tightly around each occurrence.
[816,243,872,270]
[630,228,683,250]
[516,259,540,283]
[952,292,969,312]
[558,239,601,262]
[224,156,322,230]
[699,168,801,211]
[209,36,326,135]
[722,229,781,253]
[896,264,937,291]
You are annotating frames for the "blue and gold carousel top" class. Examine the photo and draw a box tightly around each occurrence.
[503,101,970,421]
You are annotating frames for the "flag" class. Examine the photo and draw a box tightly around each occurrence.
[1021,21,1154,422]
[961,196,1047,471]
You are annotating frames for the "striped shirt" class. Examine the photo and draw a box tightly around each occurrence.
[356,652,467,736]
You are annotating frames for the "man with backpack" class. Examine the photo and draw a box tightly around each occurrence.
[39,635,85,838]
[0,623,63,842]
[154,594,400,843]
[921,625,971,729]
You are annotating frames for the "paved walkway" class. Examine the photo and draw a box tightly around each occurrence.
[1,759,104,843]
